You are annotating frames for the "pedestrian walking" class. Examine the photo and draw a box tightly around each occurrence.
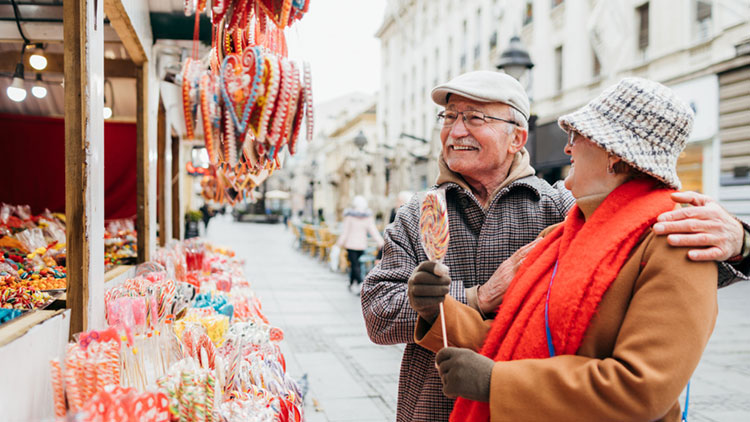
[336,196,384,293]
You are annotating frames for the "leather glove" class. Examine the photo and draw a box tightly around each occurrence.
[435,347,494,402]
[407,261,451,323]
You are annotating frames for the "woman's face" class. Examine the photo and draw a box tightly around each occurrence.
[563,132,618,198]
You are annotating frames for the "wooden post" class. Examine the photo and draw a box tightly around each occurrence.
[157,99,167,247]
[136,64,151,263]
[171,134,182,240]
[64,0,105,335]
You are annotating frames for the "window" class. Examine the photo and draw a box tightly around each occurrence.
[524,0,533,25]
[475,7,483,59]
[592,49,601,78]
[555,46,563,92]
[636,3,649,51]
[460,54,467,72]
[695,0,712,39]
[696,0,712,22]
[489,31,498,50]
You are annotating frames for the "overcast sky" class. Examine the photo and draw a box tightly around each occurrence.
[287,0,387,104]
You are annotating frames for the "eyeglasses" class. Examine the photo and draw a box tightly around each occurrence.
[567,131,579,147]
[437,110,519,128]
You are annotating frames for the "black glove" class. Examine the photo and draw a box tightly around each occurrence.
[435,347,494,402]
[407,261,451,323]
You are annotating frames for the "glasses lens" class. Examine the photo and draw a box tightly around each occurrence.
[464,111,486,127]
[442,111,458,126]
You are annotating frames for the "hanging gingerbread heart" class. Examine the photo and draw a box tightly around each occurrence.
[181,58,200,140]
[212,0,229,24]
[274,60,300,160]
[250,54,280,145]
[199,72,221,166]
[266,58,293,159]
[220,53,255,137]
[302,61,314,143]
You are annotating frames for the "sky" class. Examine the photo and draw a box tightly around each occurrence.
[286,0,387,104]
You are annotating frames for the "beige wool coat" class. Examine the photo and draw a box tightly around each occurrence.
[416,195,718,422]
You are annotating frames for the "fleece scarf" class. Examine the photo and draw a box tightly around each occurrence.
[451,179,676,422]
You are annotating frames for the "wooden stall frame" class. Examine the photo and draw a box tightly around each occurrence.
[158,99,167,247]
[64,0,106,335]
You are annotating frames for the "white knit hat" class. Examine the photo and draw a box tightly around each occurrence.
[558,77,694,190]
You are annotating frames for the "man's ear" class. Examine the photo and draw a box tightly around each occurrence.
[508,128,528,154]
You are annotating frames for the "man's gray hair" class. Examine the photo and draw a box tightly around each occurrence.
[510,107,528,131]
[504,106,528,134]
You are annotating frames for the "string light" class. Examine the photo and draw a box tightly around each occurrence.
[29,44,47,71]
[31,74,47,99]
[6,62,26,102]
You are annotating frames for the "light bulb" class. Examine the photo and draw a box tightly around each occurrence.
[103,106,113,119]
[7,77,26,102]
[29,54,47,71]
[32,85,47,99]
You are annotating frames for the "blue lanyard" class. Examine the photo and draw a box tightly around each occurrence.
[544,260,559,357]
[544,259,691,420]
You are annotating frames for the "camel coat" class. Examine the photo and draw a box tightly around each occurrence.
[415,198,718,422]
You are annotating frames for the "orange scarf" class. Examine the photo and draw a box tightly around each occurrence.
[451,179,676,422]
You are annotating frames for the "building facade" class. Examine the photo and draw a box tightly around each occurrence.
[377,0,750,217]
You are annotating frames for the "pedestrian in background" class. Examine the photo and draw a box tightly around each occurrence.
[336,196,384,293]
[199,203,213,233]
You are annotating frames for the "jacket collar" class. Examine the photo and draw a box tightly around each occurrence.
[435,148,538,209]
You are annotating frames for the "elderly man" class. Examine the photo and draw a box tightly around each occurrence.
[361,70,750,422]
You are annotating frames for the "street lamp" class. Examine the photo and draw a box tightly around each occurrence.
[497,36,542,180]
[496,36,534,80]
[353,130,368,151]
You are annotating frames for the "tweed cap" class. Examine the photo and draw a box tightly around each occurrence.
[431,71,530,120]
[558,77,694,190]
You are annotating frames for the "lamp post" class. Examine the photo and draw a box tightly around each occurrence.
[496,36,537,170]
[496,36,534,81]
[352,130,368,196]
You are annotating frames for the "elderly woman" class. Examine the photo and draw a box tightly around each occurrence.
[413,78,718,421]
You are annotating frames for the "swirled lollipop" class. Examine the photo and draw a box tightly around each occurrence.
[419,191,450,262]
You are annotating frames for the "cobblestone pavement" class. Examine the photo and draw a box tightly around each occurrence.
[205,217,749,421]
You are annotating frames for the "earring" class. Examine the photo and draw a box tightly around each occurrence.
[607,163,615,174]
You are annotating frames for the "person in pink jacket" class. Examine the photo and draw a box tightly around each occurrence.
[336,196,385,291]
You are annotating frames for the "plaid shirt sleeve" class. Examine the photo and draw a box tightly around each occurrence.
[718,219,750,288]
[361,198,424,345]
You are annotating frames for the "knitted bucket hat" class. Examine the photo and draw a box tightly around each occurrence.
[558,77,694,190]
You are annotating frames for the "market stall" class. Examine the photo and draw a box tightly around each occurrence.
[1,0,314,419]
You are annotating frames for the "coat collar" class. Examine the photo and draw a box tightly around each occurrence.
[435,148,541,209]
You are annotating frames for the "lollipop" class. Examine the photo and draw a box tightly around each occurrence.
[419,192,450,262]
[419,190,450,348]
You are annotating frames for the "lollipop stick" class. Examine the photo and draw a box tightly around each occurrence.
[439,302,448,348]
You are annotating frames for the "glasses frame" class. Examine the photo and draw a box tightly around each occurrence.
[437,110,520,128]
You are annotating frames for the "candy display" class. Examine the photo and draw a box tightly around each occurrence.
[105,219,138,271]
[0,203,143,322]
[181,0,314,205]
[49,239,302,421]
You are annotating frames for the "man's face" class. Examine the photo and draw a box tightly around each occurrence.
[439,96,521,182]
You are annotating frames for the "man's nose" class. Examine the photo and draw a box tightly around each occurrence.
[449,115,469,138]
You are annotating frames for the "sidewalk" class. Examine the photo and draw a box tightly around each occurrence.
[205,216,750,421]
[205,216,401,421]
